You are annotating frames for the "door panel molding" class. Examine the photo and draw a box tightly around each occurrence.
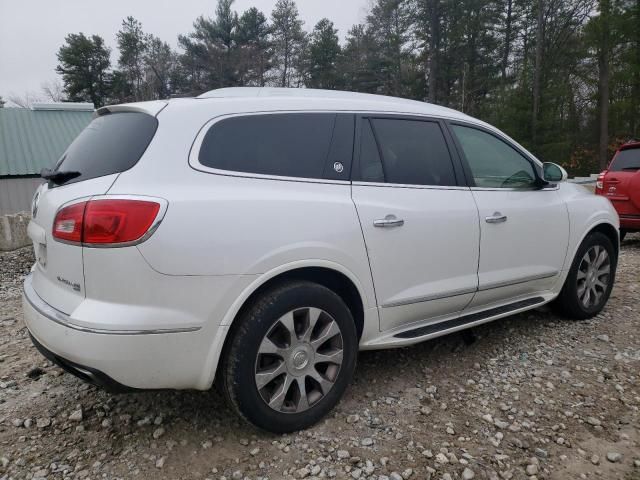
[381,285,477,308]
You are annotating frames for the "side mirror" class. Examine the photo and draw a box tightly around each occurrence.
[542,162,568,183]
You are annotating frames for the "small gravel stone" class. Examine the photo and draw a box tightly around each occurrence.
[337,450,350,459]
[462,467,475,479]
[68,409,83,422]
[607,452,622,463]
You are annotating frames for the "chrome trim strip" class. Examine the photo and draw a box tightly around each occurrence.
[382,286,477,308]
[352,181,469,190]
[23,275,201,335]
[381,271,558,309]
[478,271,558,292]
[470,185,559,191]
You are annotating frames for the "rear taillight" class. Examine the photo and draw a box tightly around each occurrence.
[52,199,162,246]
[595,172,606,192]
[53,202,86,243]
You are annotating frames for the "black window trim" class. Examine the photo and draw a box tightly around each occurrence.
[352,113,468,189]
[443,120,551,191]
[190,111,355,185]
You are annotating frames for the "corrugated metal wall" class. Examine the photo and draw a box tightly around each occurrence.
[0,177,43,215]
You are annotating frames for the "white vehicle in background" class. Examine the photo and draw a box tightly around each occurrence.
[23,88,619,433]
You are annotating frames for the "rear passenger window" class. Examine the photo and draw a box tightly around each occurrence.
[198,113,337,179]
[359,120,385,182]
[359,118,457,186]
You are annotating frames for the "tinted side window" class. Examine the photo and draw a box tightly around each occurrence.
[370,118,457,186]
[55,112,158,186]
[610,148,640,172]
[451,125,536,188]
[359,120,385,182]
[199,113,336,179]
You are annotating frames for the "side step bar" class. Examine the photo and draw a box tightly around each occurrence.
[394,296,546,339]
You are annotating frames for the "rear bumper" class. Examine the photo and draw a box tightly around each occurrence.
[28,332,136,393]
[22,274,216,390]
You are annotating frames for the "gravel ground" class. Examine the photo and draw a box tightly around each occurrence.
[1,236,639,480]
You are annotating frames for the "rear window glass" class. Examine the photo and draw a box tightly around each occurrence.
[198,113,336,179]
[55,112,158,185]
[370,118,457,186]
[610,148,640,171]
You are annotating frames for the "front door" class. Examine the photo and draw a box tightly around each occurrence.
[351,116,480,332]
[448,123,569,308]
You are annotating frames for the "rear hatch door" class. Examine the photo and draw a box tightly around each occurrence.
[603,146,640,214]
[28,110,159,315]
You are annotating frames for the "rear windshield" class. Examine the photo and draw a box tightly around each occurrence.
[54,112,158,185]
[610,148,640,172]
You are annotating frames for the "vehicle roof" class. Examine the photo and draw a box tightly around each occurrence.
[194,87,474,121]
[618,141,640,151]
[103,88,542,166]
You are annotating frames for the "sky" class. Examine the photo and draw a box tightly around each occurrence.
[0,0,370,101]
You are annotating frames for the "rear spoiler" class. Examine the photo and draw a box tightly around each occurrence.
[96,100,169,118]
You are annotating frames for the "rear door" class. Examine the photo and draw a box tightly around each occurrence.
[28,111,158,314]
[603,146,640,217]
[351,115,480,332]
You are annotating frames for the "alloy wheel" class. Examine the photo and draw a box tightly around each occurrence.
[576,245,611,309]
[254,307,344,413]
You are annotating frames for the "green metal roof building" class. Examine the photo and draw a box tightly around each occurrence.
[0,103,93,215]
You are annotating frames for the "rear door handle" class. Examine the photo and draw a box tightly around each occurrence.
[374,214,405,228]
[485,212,507,224]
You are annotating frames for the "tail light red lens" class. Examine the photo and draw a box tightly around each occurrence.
[52,199,161,246]
[84,200,160,244]
[52,202,86,243]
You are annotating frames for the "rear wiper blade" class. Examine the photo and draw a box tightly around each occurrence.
[40,168,81,185]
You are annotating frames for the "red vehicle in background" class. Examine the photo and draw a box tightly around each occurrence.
[595,140,640,241]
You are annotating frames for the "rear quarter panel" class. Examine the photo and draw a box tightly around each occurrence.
[108,100,377,312]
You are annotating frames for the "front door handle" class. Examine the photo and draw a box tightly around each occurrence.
[485,212,507,224]
[374,214,405,228]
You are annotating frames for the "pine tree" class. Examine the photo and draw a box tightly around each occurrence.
[304,19,341,89]
[56,33,112,107]
[271,0,305,87]
[116,17,148,101]
[236,7,272,86]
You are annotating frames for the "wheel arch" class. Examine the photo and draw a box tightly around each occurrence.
[201,261,369,389]
[228,266,366,341]
[587,222,620,256]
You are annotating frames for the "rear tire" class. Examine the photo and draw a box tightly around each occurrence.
[553,232,616,320]
[619,229,627,242]
[220,281,357,433]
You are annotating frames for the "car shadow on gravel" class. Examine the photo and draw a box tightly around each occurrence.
[72,305,563,439]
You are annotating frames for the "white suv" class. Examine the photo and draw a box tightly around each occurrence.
[23,88,619,432]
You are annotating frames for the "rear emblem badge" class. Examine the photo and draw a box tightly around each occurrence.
[57,276,81,292]
[333,162,344,173]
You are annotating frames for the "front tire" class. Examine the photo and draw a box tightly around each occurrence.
[553,232,616,320]
[220,281,358,433]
